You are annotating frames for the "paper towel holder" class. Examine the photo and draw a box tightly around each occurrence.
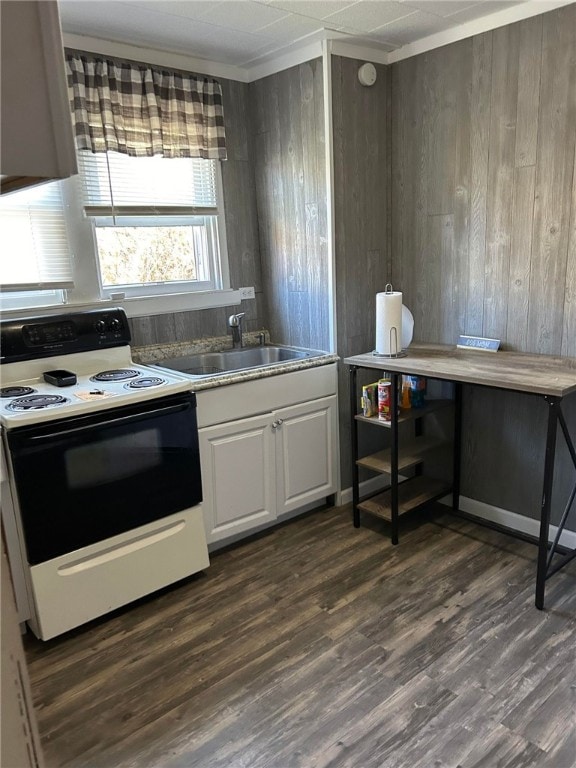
[373,284,407,358]
[372,330,407,359]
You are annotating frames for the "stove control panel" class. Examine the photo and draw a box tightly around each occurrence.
[1,308,131,363]
[24,320,77,346]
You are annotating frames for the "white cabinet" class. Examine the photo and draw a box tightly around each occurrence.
[197,365,339,545]
[199,413,276,542]
[275,396,337,516]
[1,1,77,194]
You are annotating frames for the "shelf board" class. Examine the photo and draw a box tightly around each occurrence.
[357,476,451,522]
[356,436,447,475]
[355,399,453,428]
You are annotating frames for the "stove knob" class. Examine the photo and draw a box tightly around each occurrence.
[108,318,121,332]
[95,320,106,334]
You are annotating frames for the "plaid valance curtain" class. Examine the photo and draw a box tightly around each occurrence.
[65,50,227,160]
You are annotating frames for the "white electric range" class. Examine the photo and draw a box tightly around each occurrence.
[0,308,209,640]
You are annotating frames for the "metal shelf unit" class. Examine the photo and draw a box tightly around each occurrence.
[349,368,458,545]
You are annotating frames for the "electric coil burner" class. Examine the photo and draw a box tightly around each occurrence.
[0,386,36,398]
[126,376,166,389]
[0,307,209,641]
[6,394,70,411]
[90,369,140,382]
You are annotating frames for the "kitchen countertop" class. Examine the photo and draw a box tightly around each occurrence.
[134,333,339,391]
[345,342,576,398]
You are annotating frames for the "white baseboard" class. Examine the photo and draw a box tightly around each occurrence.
[439,494,576,550]
[340,475,391,506]
[340,481,576,549]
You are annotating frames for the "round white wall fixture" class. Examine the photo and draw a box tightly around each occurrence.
[358,62,377,87]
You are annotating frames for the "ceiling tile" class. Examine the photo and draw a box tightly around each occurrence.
[266,0,357,19]
[322,0,416,33]
[129,1,222,20]
[370,9,452,44]
[60,1,272,64]
[200,1,291,32]
[446,0,525,23]
[60,1,152,38]
[198,26,276,54]
[400,1,481,18]
[258,13,327,40]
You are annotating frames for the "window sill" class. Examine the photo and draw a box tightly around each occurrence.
[0,289,242,320]
[118,289,242,318]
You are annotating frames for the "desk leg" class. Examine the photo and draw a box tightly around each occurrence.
[453,382,463,512]
[350,366,360,528]
[390,373,400,545]
[536,396,560,610]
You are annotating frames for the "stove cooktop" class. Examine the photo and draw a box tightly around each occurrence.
[0,308,194,428]
[0,361,193,428]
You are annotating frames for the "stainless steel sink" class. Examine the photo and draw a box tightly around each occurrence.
[152,345,326,377]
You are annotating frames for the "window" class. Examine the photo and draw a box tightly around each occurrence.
[0,181,71,309]
[0,155,233,315]
[76,151,228,299]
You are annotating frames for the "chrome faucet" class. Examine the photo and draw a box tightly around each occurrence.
[228,312,245,348]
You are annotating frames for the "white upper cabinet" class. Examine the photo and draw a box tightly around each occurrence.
[1,1,77,194]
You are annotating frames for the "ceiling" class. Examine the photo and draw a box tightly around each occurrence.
[59,0,531,70]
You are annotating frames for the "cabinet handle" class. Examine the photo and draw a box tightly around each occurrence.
[271,419,284,429]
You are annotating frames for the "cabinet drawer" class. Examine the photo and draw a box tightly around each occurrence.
[196,364,337,428]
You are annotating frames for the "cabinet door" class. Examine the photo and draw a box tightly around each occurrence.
[275,395,338,515]
[1,1,77,192]
[199,413,275,544]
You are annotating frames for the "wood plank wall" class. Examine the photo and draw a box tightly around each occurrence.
[250,59,330,352]
[390,5,576,523]
[332,56,391,488]
[129,78,265,347]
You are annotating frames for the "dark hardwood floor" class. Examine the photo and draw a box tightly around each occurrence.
[24,505,576,768]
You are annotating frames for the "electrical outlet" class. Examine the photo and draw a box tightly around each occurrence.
[239,286,255,300]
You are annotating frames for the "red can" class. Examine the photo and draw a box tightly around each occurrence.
[378,380,392,421]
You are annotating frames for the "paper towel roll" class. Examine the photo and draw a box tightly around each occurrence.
[375,290,402,355]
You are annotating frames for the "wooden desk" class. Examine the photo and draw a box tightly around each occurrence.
[345,343,576,610]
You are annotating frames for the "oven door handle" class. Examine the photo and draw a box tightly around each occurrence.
[26,401,192,442]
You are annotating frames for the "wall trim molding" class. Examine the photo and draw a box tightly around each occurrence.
[439,494,576,549]
[242,40,324,82]
[323,39,338,355]
[329,40,390,66]
[62,33,251,82]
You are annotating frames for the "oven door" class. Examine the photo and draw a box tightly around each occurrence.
[7,392,202,565]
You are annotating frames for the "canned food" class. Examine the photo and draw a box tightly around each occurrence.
[407,375,426,408]
[361,382,379,417]
[378,380,392,421]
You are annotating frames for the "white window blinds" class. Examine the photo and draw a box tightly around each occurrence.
[0,182,73,291]
[77,152,219,218]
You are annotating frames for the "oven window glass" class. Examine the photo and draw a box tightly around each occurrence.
[66,428,161,489]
